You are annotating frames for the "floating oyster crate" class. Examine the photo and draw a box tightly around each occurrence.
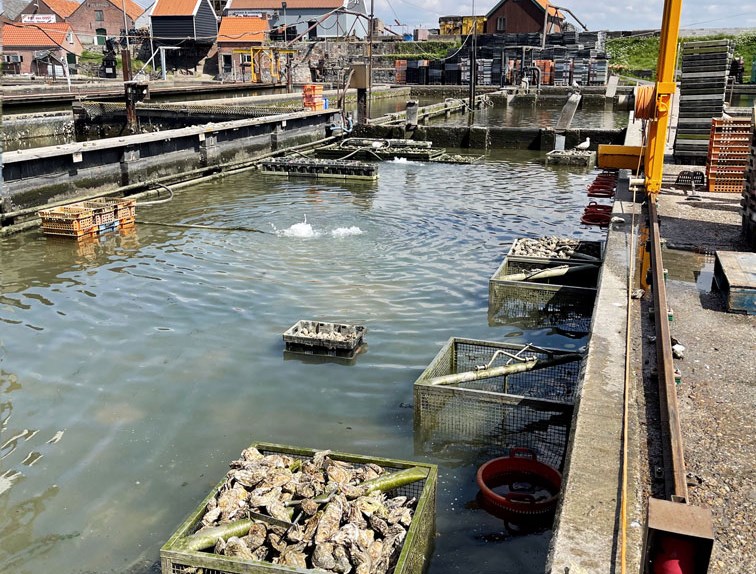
[38,206,96,238]
[283,320,366,358]
[488,239,603,331]
[260,158,378,180]
[414,338,583,470]
[160,442,438,574]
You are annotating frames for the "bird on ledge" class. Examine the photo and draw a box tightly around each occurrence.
[574,137,591,151]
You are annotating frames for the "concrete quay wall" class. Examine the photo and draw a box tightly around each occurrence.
[0,110,336,226]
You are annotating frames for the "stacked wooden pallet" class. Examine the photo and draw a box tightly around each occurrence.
[742,115,756,248]
[707,117,753,192]
[674,40,734,165]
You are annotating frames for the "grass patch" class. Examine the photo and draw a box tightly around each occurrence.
[607,32,756,81]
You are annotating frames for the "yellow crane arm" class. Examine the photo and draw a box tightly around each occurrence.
[644,0,684,194]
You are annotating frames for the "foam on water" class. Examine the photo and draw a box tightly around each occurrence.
[331,226,363,238]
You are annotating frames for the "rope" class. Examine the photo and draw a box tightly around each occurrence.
[135,221,269,234]
[634,85,656,120]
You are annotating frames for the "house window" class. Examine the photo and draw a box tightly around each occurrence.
[496,17,506,32]
[240,54,251,64]
[66,32,74,43]
[95,10,104,21]
[96,28,107,45]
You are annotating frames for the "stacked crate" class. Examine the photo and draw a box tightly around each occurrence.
[394,59,407,84]
[589,58,609,86]
[553,57,572,86]
[302,84,324,111]
[38,197,136,239]
[534,59,554,85]
[477,58,493,85]
[674,40,734,165]
[742,118,756,248]
[707,117,753,192]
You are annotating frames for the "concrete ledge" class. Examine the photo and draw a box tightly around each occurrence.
[1,109,336,223]
[547,202,642,574]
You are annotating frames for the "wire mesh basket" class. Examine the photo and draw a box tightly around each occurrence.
[488,254,600,334]
[413,338,583,470]
[160,443,437,574]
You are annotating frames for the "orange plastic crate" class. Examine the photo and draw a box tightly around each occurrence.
[38,206,96,238]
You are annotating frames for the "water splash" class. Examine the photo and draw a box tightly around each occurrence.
[272,215,321,238]
[331,226,363,238]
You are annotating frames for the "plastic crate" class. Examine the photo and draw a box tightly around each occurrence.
[38,205,96,238]
[160,443,437,574]
[283,320,365,358]
[80,201,116,225]
[413,338,582,470]
[87,197,136,221]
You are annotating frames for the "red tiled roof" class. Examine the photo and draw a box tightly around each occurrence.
[218,16,268,43]
[227,0,344,10]
[44,0,80,18]
[152,0,200,17]
[106,0,146,21]
[534,0,561,17]
[2,21,76,47]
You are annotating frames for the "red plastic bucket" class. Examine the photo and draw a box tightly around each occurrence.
[476,448,562,524]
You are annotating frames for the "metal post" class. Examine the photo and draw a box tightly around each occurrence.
[367,0,374,119]
[469,1,476,108]
[286,53,293,93]
[160,47,167,80]
[282,1,287,40]
[357,88,367,124]
[121,0,131,54]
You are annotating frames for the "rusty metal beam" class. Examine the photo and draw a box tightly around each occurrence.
[648,198,688,502]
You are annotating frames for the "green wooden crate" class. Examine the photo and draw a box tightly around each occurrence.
[160,442,438,574]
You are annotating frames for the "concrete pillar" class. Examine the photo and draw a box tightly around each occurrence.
[271,122,285,152]
[120,147,140,187]
[199,133,219,167]
[468,127,490,149]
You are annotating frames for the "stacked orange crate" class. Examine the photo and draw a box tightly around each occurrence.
[302,84,324,111]
[741,121,756,248]
[395,59,407,84]
[534,60,554,85]
[706,117,752,192]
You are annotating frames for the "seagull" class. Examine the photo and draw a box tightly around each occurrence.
[574,137,590,151]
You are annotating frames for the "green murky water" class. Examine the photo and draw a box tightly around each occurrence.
[0,149,605,573]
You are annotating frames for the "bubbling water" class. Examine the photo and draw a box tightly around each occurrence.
[272,216,362,239]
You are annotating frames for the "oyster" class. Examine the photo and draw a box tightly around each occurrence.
[217,484,249,521]
[224,537,254,560]
[315,495,345,544]
[279,543,307,568]
[242,522,267,550]
[312,542,336,570]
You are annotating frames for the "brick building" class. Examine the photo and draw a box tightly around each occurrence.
[66,0,145,45]
[16,0,80,23]
[1,21,83,75]
[216,15,268,80]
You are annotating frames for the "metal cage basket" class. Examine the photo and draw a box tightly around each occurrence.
[413,338,583,470]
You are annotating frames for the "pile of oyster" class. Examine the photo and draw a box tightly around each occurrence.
[189,448,416,574]
[511,237,599,260]
[297,322,359,344]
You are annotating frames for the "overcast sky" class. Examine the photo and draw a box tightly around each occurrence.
[372,0,756,32]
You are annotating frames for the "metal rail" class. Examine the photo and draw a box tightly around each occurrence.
[648,198,688,502]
